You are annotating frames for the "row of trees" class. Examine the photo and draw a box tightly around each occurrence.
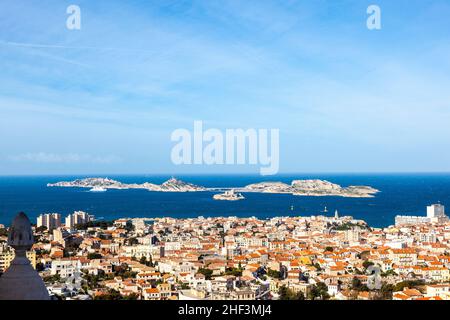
[279,282,330,300]
[75,220,114,231]
[93,289,139,300]
[197,266,243,280]
[280,280,398,301]
[139,256,154,267]
[278,286,305,300]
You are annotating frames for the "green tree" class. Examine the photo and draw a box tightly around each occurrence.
[43,274,61,283]
[139,256,147,265]
[351,277,369,291]
[0,228,8,237]
[125,221,135,232]
[225,267,243,277]
[279,285,306,300]
[123,293,139,300]
[373,283,394,300]
[197,268,213,280]
[87,253,103,260]
[180,282,190,289]
[312,263,322,271]
[127,237,139,246]
[147,255,154,267]
[296,291,306,300]
[94,289,123,300]
[278,285,290,300]
[308,282,330,300]
[267,269,281,279]
[362,260,374,270]
[381,269,397,277]
[393,280,424,292]
[35,262,45,272]
[35,226,48,233]
[76,220,113,231]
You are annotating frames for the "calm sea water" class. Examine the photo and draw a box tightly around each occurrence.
[0,174,449,228]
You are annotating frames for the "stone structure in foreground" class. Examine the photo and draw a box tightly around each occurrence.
[0,212,50,300]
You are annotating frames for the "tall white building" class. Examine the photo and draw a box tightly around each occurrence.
[427,204,445,219]
[65,211,94,230]
[345,229,361,243]
[36,213,61,231]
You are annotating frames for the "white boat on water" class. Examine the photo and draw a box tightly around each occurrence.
[90,186,107,192]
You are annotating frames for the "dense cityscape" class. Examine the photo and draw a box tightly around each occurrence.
[1,1,448,314]
[1,204,450,300]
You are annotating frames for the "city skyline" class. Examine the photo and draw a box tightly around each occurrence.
[2,0,450,305]
[3,206,450,301]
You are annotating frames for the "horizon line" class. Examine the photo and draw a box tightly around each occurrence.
[1,171,450,177]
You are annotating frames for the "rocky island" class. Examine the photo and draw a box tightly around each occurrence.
[213,189,245,201]
[243,179,379,198]
[47,177,206,192]
[48,178,378,198]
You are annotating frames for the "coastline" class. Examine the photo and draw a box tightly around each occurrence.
[47,177,379,198]
[0,174,449,228]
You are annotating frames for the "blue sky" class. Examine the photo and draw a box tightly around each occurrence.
[1,0,450,175]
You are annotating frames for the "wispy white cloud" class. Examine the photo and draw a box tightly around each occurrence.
[1,0,450,173]
[8,153,122,164]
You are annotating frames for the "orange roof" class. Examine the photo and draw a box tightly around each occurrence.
[393,292,410,300]
[145,288,160,294]
[415,296,443,301]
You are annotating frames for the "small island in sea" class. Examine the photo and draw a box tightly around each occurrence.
[213,189,245,201]
[47,177,206,192]
[47,177,379,198]
[243,180,379,198]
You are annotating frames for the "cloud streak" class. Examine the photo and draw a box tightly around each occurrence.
[1,0,450,174]
[8,153,122,164]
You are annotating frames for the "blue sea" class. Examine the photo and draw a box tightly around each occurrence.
[0,174,449,228]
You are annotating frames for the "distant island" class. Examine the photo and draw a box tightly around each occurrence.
[47,177,206,192]
[213,189,245,201]
[48,178,379,198]
[242,180,379,198]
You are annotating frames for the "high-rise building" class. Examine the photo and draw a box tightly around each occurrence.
[36,213,61,231]
[427,204,445,219]
[64,211,94,230]
[53,227,70,246]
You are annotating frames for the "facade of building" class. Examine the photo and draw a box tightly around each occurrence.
[51,259,80,278]
[395,216,430,226]
[427,204,446,219]
[65,211,94,230]
[0,249,37,273]
[395,204,448,226]
[5,206,450,301]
